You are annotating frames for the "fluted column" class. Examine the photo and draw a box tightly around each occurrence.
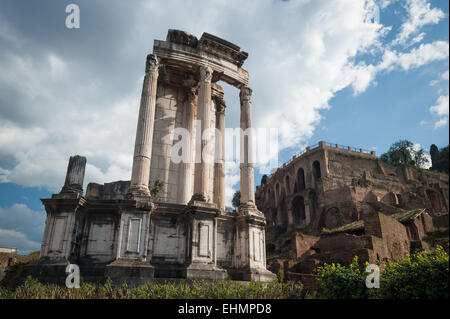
[193,65,213,202]
[61,155,86,195]
[129,54,160,197]
[214,97,226,211]
[239,86,255,205]
[179,88,197,203]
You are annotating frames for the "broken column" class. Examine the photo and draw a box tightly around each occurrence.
[128,54,160,197]
[27,155,88,283]
[61,155,87,195]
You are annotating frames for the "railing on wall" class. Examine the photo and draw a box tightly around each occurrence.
[325,142,374,155]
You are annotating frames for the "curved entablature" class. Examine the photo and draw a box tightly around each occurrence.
[153,30,249,88]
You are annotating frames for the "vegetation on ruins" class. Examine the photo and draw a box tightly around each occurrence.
[149,179,164,197]
[380,140,428,168]
[0,276,303,299]
[430,144,449,174]
[315,246,449,299]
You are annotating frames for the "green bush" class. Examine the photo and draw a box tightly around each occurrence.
[379,246,449,299]
[0,276,303,299]
[315,256,368,299]
[314,246,449,299]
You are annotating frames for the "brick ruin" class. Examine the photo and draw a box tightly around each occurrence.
[255,141,449,288]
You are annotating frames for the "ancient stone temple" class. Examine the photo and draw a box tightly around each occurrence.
[27,30,275,285]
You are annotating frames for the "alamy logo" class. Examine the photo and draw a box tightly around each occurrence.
[365,264,380,289]
[65,4,80,29]
[65,264,80,288]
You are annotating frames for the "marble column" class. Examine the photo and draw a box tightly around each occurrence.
[178,88,197,204]
[193,65,213,202]
[61,155,86,195]
[239,86,255,205]
[214,97,226,211]
[129,54,160,197]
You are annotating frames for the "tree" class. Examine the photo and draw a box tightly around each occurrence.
[232,190,241,209]
[430,144,440,168]
[439,146,449,174]
[380,140,428,168]
[430,145,449,174]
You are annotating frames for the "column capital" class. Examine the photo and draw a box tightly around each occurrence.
[239,86,252,103]
[145,54,160,74]
[199,65,213,83]
[185,87,197,103]
[213,96,226,114]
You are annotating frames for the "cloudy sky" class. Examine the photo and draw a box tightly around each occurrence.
[0,0,448,254]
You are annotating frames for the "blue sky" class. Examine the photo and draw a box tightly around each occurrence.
[0,0,448,254]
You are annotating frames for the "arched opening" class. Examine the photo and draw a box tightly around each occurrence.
[297,168,305,190]
[313,161,321,181]
[285,175,291,194]
[382,192,398,205]
[279,189,288,225]
[309,191,317,221]
[292,196,306,226]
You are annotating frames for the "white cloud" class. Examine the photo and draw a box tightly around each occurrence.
[378,41,449,71]
[392,0,445,46]
[379,0,397,9]
[0,229,41,254]
[0,0,447,201]
[0,204,45,254]
[430,95,449,128]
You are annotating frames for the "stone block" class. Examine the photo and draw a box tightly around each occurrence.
[105,260,154,286]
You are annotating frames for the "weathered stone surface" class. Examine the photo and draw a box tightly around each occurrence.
[32,29,275,284]
[256,141,449,234]
[60,155,86,195]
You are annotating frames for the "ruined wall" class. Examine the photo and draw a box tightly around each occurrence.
[257,142,449,234]
[364,212,410,260]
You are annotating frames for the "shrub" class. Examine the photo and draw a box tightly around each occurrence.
[379,246,449,299]
[315,256,368,299]
[314,246,449,299]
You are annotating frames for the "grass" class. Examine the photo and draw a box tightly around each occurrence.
[0,276,304,299]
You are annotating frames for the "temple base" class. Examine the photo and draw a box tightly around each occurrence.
[105,259,155,286]
[228,267,277,282]
[185,264,227,280]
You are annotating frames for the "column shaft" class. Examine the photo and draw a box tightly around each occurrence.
[214,97,226,211]
[129,54,159,196]
[179,88,197,203]
[239,86,255,204]
[194,65,213,202]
